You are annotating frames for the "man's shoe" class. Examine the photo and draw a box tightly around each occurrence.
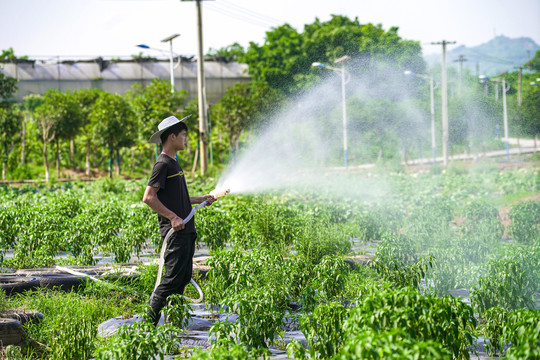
[147,292,166,327]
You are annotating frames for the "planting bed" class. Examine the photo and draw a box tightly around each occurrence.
[1,161,539,359]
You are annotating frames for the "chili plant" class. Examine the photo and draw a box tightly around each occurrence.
[287,301,347,359]
[220,285,285,350]
[334,328,452,360]
[509,200,540,244]
[345,285,476,359]
[471,259,535,314]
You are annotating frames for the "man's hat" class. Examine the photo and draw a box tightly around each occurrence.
[149,114,192,144]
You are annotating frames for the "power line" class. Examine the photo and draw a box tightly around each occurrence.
[204,2,281,29]
[220,0,283,25]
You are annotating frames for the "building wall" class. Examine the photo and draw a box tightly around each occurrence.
[1,59,250,104]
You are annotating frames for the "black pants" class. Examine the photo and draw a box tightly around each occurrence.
[154,231,197,299]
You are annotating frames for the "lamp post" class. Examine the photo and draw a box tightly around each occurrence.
[479,74,511,159]
[312,55,351,168]
[136,33,181,93]
[161,34,180,93]
[404,70,437,165]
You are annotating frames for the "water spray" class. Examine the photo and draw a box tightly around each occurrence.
[154,188,230,302]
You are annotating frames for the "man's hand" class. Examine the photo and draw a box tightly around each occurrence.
[203,194,216,206]
[171,215,185,231]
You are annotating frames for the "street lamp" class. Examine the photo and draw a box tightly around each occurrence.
[136,33,181,93]
[479,74,511,159]
[404,70,438,165]
[312,55,351,168]
[162,34,180,93]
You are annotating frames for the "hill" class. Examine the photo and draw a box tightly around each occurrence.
[424,35,539,76]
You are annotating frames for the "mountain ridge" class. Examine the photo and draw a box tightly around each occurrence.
[424,35,539,75]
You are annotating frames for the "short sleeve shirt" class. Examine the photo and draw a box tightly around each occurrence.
[147,154,195,238]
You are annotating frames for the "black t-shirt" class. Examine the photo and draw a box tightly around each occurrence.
[147,153,195,238]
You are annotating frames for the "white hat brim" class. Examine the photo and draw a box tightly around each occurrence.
[149,114,191,144]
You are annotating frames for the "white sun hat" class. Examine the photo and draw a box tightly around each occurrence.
[149,114,192,144]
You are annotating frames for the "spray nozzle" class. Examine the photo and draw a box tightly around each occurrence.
[210,188,231,199]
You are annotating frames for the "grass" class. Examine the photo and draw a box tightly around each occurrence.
[3,278,144,358]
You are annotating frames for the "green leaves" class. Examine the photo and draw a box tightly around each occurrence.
[345,286,476,359]
[471,259,535,314]
[96,321,183,360]
[297,301,347,359]
[509,200,540,244]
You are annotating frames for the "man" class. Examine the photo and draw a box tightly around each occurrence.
[143,114,215,326]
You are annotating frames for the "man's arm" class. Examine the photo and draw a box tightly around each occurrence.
[143,186,185,231]
[190,195,216,205]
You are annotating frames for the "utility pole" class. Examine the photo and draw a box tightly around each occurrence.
[431,40,456,167]
[518,67,523,106]
[502,76,510,159]
[454,55,467,96]
[182,0,209,175]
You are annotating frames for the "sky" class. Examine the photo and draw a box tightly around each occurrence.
[1,0,539,60]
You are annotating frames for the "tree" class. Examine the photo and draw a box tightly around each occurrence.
[128,79,186,169]
[240,15,425,94]
[0,48,19,107]
[54,91,83,171]
[21,94,45,166]
[513,85,540,137]
[0,72,16,105]
[524,50,540,71]
[34,101,57,182]
[38,89,82,177]
[212,80,284,157]
[90,92,135,177]
[348,98,401,162]
[241,24,305,93]
[74,88,102,175]
[206,43,245,62]
[0,105,22,180]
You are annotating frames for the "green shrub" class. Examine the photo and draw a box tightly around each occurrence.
[312,255,350,300]
[163,294,192,328]
[287,301,347,359]
[471,259,535,314]
[483,306,507,356]
[509,200,540,244]
[344,286,476,359]
[405,195,456,250]
[293,217,352,264]
[134,262,159,295]
[47,316,96,360]
[504,244,540,295]
[0,288,7,312]
[460,201,504,253]
[190,340,261,359]
[427,247,468,296]
[482,308,540,359]
[373,235,433,290]
[220,285,285,349]
[503,309,540,359]
[205,248,287,306]
[333,328,452,360]
[95,321,182,360]
[355,205,403,241]
[196,205,231,252]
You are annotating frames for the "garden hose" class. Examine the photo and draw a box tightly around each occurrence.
[154,188,230,303]
[154,200,208,303]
